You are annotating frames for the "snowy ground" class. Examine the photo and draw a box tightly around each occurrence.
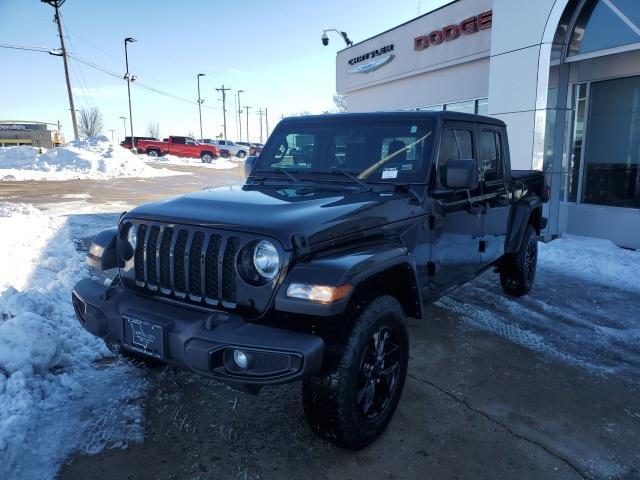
[0,136,184,181]
[0,202,147,480]
[0,191,638,479]
[143,153,241,170]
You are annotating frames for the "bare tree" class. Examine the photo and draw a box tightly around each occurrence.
[146,121,160,139]
[78,107,104,138]
[333,94,347,112]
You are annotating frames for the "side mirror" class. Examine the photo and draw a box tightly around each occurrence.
[244,155,258,178]
[445,158,479,190]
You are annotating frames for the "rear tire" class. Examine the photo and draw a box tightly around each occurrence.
[500,224,538,297]
[302,295,409,450]
[201,152,213,163]
[237,150,246,158]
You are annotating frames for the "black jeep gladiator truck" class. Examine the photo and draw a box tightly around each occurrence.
[72,111,547,450]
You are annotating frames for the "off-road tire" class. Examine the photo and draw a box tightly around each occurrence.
[201,152,214,163]
[237,150,247,158]
[302,295,409,450]
[500,224,538,297]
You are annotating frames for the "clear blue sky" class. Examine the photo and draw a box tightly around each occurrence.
[0,0,449,143]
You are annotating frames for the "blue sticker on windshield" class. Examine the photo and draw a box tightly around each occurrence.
[410,125,417,134]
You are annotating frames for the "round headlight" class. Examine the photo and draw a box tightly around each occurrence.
[253,240,279,280]
[127,224,137,251]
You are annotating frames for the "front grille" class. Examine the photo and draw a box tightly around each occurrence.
[132,222,243,308]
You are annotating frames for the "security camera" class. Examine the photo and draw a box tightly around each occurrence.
[321,32,329,46]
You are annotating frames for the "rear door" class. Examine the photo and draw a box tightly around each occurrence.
[169,136,186,155]
[429,122,483,291]
[478,126,511,265]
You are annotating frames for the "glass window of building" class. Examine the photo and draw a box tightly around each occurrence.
[417,105,443,111]
[568,0,640,58]
[476,98,489,116]
[581,75,640,208]
[444,100,475,114]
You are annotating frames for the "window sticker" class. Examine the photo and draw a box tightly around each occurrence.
[401,163,413,171]
[410,125,417,133]
[382,168,398,179]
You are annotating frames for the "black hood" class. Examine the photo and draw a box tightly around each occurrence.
[125,185,423,250]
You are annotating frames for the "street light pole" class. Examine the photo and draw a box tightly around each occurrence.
[108,129,115,141]
[197,73,205,141]
[265,107,269,138]
[257,108,264,143]
[237,90,244,141]
[119,116,127,143]
[42,0,79,140]
[245,106,252,143]
[124,37,137,151]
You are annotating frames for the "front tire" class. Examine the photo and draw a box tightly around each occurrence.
[237,150,246,158]
[302,295,409,450]
[201,152,213,163]
[500,224,538,297]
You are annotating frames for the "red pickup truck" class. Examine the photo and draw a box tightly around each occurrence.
[137,136,220,163]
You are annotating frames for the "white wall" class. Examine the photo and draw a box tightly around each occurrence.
[336,0,493,110]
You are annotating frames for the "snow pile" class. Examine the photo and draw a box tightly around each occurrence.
[0,202,146,479]
[144,153,239,170]
[0,136,183,181]
[539,234,639,293]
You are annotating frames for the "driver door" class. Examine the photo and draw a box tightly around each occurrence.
[428,123,483,291]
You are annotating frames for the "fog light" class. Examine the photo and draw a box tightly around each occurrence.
[233,349,249,369]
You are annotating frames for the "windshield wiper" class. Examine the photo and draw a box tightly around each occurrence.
[327,169,372,190]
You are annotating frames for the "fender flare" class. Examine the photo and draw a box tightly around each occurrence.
[87,227,118,271]
[505,196,542,254]
[275,242,422,318]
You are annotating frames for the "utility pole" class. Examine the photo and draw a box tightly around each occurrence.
[237,90,244,141]
[265,107,270,138]
[42,0,79,140]
[197,73,205,140]
[119,116,127,142]
[245,106,252,143]
[108,129,115,141]
[215,84,231,140]
[257,108,265,143]
[124,37,137,150]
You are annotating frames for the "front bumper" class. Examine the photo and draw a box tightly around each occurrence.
[71,279,324,388]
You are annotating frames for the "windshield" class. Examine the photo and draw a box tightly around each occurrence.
[253,118,436,183]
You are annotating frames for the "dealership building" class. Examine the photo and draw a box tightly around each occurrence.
[336,0,640,249]
[0,121,65,148]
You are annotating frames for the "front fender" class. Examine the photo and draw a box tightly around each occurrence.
[275,241,421,317]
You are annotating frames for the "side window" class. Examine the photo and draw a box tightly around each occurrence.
[479,130,503,182]
[185,137,196,145]
[172,136,185,145]
[437,128,473,187]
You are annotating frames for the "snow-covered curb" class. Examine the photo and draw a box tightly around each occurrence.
[0,136,185,181]
[143,153,240,170]
[0,202,146,479]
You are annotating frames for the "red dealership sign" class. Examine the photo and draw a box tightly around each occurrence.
[414,10,492,50]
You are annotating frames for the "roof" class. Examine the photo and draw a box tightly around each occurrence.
[279,111,506,127]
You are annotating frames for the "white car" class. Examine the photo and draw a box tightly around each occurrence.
[202,139,248,158]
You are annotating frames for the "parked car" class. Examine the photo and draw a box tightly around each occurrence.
[73,111,548,451]
[202,139,248,158]
[249,143,264,156]
[137,136,220,163]
[120,136,157,150]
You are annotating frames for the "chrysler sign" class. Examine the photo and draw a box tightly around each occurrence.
[414,10,492,50]
[348,45,395,74]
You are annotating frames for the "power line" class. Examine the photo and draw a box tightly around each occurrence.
[0,43,51,53]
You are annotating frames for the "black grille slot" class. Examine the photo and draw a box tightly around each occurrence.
[188,232,205,297]
[174,229,189,293]
[205,234,222,302]
[134,224,147,283]
[159,227,173,290]
[146,226,160,286]
[222,237,240,304]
